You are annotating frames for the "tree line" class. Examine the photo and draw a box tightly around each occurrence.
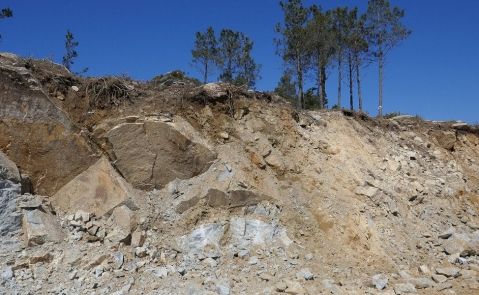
[274,0,410,116]
[2,1,410,117]
[191,27,260,88]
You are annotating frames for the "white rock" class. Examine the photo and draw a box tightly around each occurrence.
[372,273,388,290]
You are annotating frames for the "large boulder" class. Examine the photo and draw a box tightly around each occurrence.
[102,120,216,190]
[0,53,98,195]
[22,208,64,247]
[51,157,137,217]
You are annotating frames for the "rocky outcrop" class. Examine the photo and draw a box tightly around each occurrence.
[0,152,22,246]
[101,120,216,190]
[51,157,138,217]
[0,53,98,195]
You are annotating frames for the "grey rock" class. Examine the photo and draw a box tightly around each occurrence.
[216,280,230,295]
[297,268,314,280]
[1,267,13,281]
[0,151,20,182]
[371,273,388,290]
[394,283,417,294]
[112,252,124,269]
[22,208,65,246]
[431,274,448,283]
[436,267,460,278]
[412,277,434,289]
[177,223,225,257]
[438,227,455,239]
[248,256,259,265]
[203,257,218,268]
[149,267,168,278]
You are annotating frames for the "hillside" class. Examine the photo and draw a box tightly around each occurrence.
[1,53,479,295]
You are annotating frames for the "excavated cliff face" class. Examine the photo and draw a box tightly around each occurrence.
[1,54,479,294]
[0,53,99,196]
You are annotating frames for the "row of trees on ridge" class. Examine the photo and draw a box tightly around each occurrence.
[275,0,410,116]
[191,27,260,88]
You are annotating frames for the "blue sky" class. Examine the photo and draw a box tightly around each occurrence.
[0,1,478,122]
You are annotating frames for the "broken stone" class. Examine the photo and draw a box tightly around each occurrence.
[250,151,266,169]
[355,186,379,198]
[371,273,388,290]
[22,209,64,247]
[112,252,124,269]
[106,205,137,244]
[438,227,455,239]
[419,265,431,274]
[264,151,285,173]
[296,268,314,280]
[131,228,146,247]
[394,282,417,294]
[431,274,448,283]
[29,252,53,264]
[219,132,229,139]
[412,277,434,289]
[52,157,138,217]
[435,267,460,278]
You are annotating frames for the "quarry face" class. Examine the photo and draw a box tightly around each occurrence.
[1,53,479,294]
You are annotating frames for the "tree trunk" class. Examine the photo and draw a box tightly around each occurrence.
[348,52,353,111]
[355,52,363,112]
[321,64,327,108]
[337,48,342,109]
[296,57,304,110]
[317,54,322,109]
[204,61,208,84]
[378,49,384,117]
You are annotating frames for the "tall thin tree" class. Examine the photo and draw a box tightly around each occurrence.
[191,27,218,84]
[275,0,311,109]
[62,30,79,71]
[308,6,335,109]
[331,7,349,109]
[365,0,410,117]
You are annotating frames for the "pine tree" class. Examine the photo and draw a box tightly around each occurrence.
[274,70,297,102]
[365,0,410,117]
[191,27,218,84]
[217,29,259,88]
[62,30,79,71]
[347,12,369,112]
[0,8,13,42]
[331,7,349,110]
[275,0,311,109]
[235,36,260,88]
[308,6,335,109]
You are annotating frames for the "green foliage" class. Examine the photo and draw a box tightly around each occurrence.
[191,27,260,87]
[218,29,260,88]
[274,70,296,101]
[0,8,13,42]
[365,0,411,57]
[384,111,401,119]
[0,8,13,18]
[62,30,79,71]
[276,0,311,109]
[191,27,218,84]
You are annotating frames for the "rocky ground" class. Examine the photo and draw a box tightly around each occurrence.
[1,52,479,294]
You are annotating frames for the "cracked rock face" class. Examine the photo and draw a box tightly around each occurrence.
[0,54,98,195]
[0,152,22,241]
[104,121,216,190]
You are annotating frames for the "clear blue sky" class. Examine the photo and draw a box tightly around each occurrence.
[1,1,478,122]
